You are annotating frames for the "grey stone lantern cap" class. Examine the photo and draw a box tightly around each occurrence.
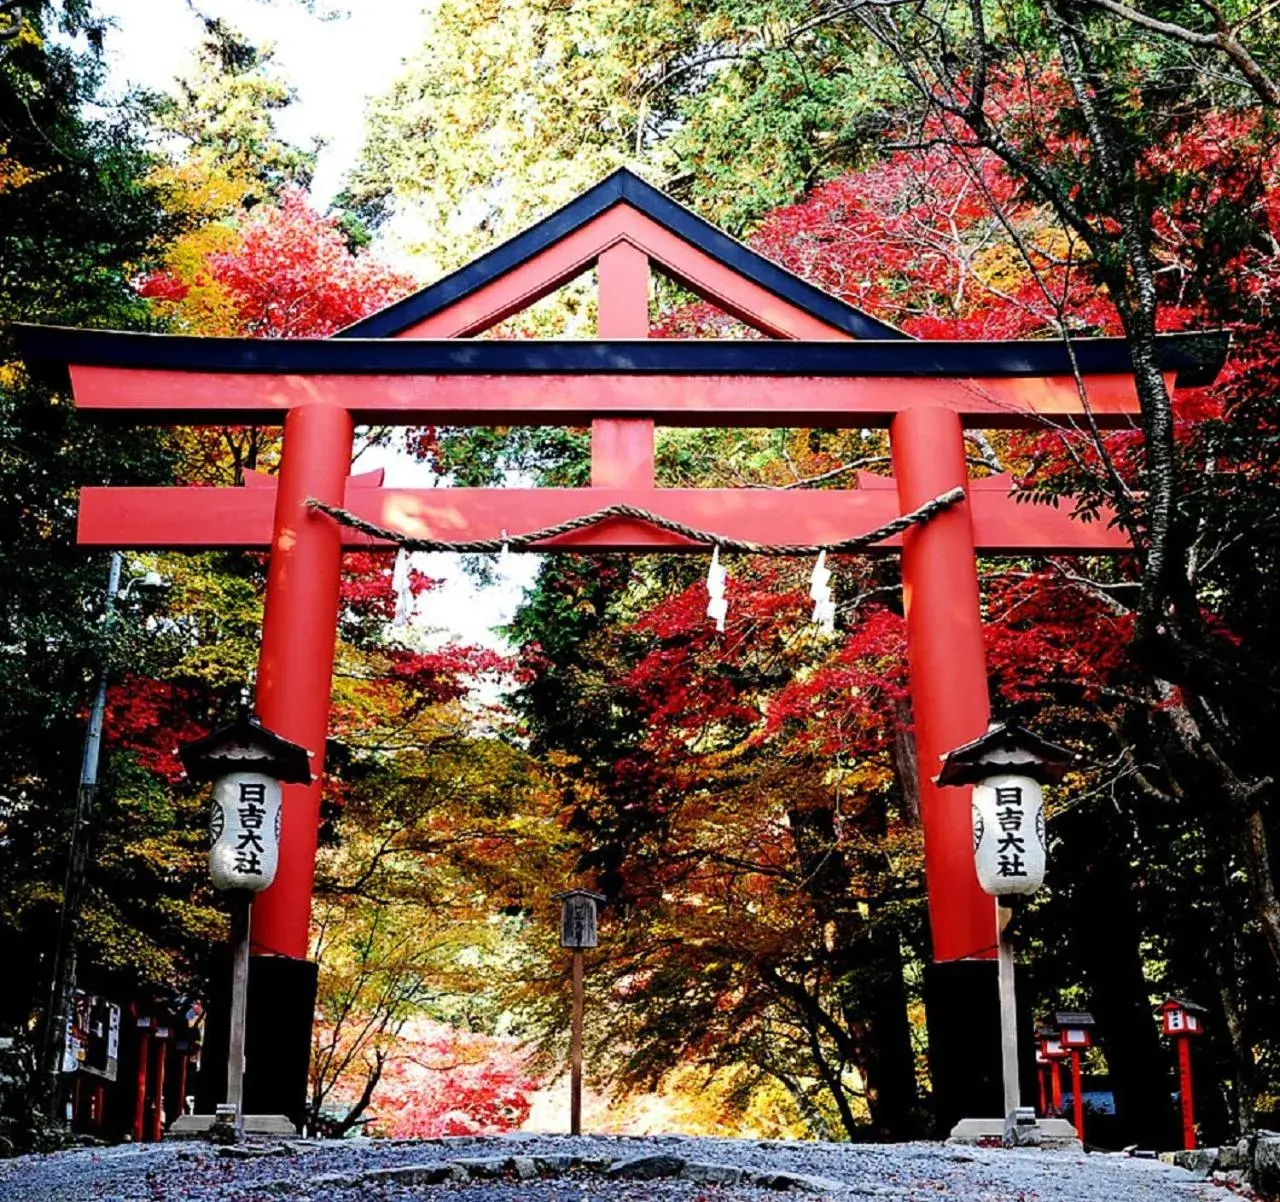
[1159,996,1209,1015]
[935,720,1076,787]
[179,707,313,784]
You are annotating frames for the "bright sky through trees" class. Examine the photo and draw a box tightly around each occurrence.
[96,0,426,204]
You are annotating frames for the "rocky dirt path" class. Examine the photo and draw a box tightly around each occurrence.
[0,1132,1239,1201]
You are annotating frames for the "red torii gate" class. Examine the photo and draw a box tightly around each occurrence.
[17,168,1225,1126]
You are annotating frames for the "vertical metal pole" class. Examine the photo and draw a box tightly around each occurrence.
[226,894,252,1127]
[996,905,1019,1117]
[1070,1050,1085,1141]
[1178,1038,1196,1150]
[570,949,584,1136]
[44,551,123,1105]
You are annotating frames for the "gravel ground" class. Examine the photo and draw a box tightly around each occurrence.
[0,1132,1240,1201]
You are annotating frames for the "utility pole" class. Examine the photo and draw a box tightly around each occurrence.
[42,551,122,1111]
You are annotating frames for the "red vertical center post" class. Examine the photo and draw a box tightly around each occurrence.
[592,241,653,488]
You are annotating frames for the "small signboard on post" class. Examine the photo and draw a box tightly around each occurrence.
[553,889,605,1137]
[558,889,603,949]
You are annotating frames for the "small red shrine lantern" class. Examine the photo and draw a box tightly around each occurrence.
[1056,1010,1095,1050]
[1035,1025,1067,1117]
[1055,1010,1095,1141]
[1159,996,1207,1151]
[1160,997,1206,1039]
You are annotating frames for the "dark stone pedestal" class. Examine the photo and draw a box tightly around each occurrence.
[924,959,1038,1135]
[195,953,317,1131]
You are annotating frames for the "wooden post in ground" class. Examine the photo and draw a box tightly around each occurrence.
[996,905,1019,1118]
[570,948,584,1136]
[226,894,251,1129]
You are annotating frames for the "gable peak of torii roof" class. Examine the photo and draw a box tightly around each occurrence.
[337,166,908,342]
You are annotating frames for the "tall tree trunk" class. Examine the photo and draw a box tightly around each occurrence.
[1058,803,1176,1147]
[788,800,922,1138]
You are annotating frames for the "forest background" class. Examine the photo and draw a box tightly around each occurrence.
[5,0,1280,1155]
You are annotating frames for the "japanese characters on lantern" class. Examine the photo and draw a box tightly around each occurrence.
[972,773,1047,896]
[209,771,282,892]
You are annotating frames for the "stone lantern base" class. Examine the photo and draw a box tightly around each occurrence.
[948,1117,1083,1151]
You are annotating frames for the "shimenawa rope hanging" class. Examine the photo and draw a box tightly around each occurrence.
[305,486,966,557]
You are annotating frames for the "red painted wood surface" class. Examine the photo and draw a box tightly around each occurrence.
[593,241,655,488]
[132,1024,150,1143]
[394,204,853,341]
[892,407,996,964]
[1051,1060,1063,1115]
[251,404,353,961]
[76,483,1131,553]
[1178,1037,1197,1150]
[149,1030,168,1142]
[1071,1049,1086,1140]
[66,363,1150,427]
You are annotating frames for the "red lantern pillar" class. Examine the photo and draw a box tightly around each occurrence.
[251,403,354,959]
[149,1027,169,1142]
[1177,1036,1196,1150]
[1037,1064,1048,1116]
[1070,1050,1085,1139]
[131,1018,151,1143]
[1050,1060,1063,1116]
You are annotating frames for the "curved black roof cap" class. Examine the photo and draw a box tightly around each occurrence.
[11,323,1230,389]
[336,168,906,342]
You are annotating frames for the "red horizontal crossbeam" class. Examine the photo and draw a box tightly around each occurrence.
[77,479,1128,553]
[68,365,1153,429]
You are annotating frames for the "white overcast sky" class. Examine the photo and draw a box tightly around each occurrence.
[97,0,428,202]
[95,0,541,650]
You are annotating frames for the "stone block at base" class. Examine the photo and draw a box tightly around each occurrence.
[167,1114,297,1139]
[948,1117,1082,1151]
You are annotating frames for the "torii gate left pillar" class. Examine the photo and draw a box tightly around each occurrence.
[252,404,353,960]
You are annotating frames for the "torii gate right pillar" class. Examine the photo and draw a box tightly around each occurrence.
[893,406,1005,1128]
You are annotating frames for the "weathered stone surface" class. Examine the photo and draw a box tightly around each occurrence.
[681,1161,746,1185]
[450,1156,515,1180]
[532,1153,578,1173]
[606,1153,687,1180]
[1167,1148,1216,1180]
[1216,1144,1248,1171]
[752,1169,853,1193]
[511,1156,539,1180]
[1253,1131,1280,1193]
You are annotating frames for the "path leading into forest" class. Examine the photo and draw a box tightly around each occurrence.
[0,1131,1238,1201]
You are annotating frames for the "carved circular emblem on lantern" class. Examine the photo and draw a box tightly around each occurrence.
[179,708,313,894]
[936,721,1075,897]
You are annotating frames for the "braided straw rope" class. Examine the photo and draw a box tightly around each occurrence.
[305,485,966,556]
